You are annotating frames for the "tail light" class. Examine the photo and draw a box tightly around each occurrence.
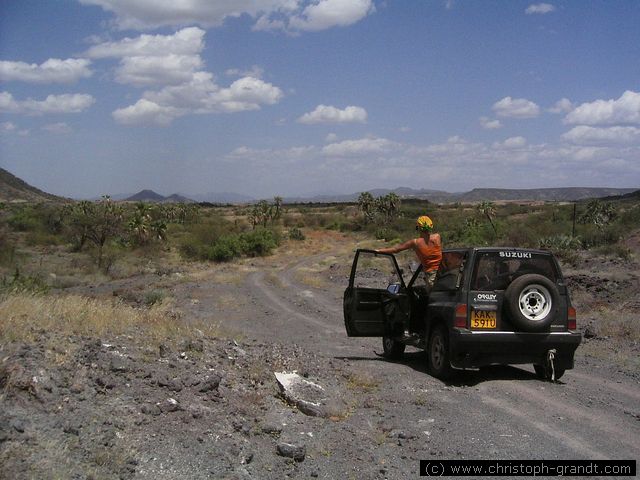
[568,306,577,330]
[454,304,468,328]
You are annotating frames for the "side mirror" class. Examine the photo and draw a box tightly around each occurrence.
[387,283,401,295]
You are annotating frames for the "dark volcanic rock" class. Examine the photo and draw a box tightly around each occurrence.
[276,442,306,462]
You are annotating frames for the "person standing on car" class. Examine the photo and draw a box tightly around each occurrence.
[376,215,443,290]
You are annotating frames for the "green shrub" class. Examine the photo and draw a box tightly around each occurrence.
[0,231,17,267]
[240,228,279,257]
[538,234,582,251]
[375,228,391,240]
[288,227,306,241]
[8,208,39,232]
[1,269,49,294]
[206,235,243,262]
[144,289,166,306]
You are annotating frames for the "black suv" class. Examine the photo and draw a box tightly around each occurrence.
[343,248,582,380]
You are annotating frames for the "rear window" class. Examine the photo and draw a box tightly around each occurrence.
[471,251,559,291]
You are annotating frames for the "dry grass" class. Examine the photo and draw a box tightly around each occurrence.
[295,271,327,289]
[186,263,251,285]
[346,371,379,392]
[0,292,219,344]
[578,303,640,371]
[585,305,640,343]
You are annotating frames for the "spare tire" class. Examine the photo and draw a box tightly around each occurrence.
[505,274,559,332]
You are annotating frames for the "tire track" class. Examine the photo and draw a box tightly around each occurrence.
[569,370,640,402]
[247,270,343,336]
[479,393,606,459]
[479,380,640,458]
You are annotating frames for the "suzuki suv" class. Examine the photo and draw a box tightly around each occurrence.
[343,248,582,380]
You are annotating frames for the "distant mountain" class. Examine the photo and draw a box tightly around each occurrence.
[282,186,637,204]
[456,187,638,202]
[0,168,66,203]
[125,190,166,202]
[165,193,195,203]
[283,187,450,204]
[124,190,194,203]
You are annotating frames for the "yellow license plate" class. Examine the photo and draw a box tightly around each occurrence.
[471,310,496,329]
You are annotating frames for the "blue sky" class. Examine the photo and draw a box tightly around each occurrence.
[1,0,639,199]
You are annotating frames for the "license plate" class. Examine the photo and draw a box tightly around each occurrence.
[471,310,496,329]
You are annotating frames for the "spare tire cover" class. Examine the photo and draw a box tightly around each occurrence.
[504,274,559,332]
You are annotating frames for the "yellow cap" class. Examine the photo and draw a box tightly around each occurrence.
[416,215,434,232]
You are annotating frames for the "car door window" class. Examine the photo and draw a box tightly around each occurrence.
[354,253,404,290]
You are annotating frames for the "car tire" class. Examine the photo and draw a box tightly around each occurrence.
[505,274,559,332]
[382,336,405,359]
[427,325,453,380]
[534,364,565,381]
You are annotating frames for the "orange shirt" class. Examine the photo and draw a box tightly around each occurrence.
[413,235,442,272]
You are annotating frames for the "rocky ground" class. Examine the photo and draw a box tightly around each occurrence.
[1,231,639,479]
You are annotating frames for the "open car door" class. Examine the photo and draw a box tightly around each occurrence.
[343,249,409,337]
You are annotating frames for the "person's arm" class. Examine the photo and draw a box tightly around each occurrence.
[376,238,416,255]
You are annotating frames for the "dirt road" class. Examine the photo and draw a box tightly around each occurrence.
[171,233,640,478]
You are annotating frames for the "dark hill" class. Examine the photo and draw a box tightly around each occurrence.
[125,190,195,203]
[125,190,166,202]
[0,168,66,203]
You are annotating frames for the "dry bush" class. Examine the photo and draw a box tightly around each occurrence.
[0,293,218,344]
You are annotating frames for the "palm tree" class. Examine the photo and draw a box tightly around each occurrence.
[386,192,401,221]
[477,201,497,234]
[272,196,283,220]
[358,192,376,224]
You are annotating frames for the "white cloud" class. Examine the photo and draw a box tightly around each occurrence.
[325,133,338,142]
[298,105,367,124]
[42,122,73,134]
[0,58,92,84]
[493,136,527,149]
[492,96,540,118]
[220,133,640,194]
[115,54,203,86]
[86,28,283,125]
[288,0,375,32]
[562,126,640,145]
[564,90,640,126]
[225,145,317,165]
[114,74,283,125]
[85,27,205,58]
[0,121,16,132]
[225,65,265,79]
[113,99,182,126]
[0,121,29,136]
[0,91,95,115]
[86,28,207,87]
[322,137,395,156]
[79,0,373,32]
[525,3,556,14]
[548,98,573,114]
[479,116,502,129]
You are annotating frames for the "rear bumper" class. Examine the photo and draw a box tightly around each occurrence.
[449,329,582,370]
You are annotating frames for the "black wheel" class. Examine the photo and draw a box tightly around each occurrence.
[382,336,405,360]
[427,325,453,379]
[534,364,565,381]
[505,274,560,332]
